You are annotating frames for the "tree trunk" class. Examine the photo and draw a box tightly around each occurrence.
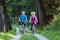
[36,0,46,26]
[0,5,4,32]
[0,0,12,32]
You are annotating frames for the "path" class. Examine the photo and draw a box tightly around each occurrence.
[11,27,21,40]
[34,33,48,40]
[11,34,21,40]
[25,28,48,40]
[11,27,48,40]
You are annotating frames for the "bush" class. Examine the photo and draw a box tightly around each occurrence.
[46,14,60,31]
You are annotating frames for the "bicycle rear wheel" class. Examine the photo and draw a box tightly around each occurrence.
[32,26,35,34]
[22,25,25,34]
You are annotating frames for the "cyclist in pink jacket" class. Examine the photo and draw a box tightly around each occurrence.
[30,12,38,32]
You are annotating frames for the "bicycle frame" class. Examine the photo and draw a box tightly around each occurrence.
[21,24,25,34]
[32,24,35,34]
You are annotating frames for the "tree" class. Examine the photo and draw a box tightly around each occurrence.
[36,0,46,26]
[0,0,12,32]
[0,5,4,32]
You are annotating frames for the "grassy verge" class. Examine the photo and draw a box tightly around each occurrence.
[36,27,60,40]
[36,14,60,40]
[20,34,38,40]
[0,24,16,40]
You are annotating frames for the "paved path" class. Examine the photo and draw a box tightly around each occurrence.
[34,33,48,40]
[11,34,21,40]
[26,28,48,40]
[11,27,21,40]
[11,27,48,40]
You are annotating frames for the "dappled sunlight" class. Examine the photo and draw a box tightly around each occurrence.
[0,0,60,40]
[53,15,57,22]
[0,24,16,40]
[57,7,60,11]
[0,32,5,35]
[0,38,4,40]
[0,32,12,40]
[43,27,47,30]
[6,33,14,38]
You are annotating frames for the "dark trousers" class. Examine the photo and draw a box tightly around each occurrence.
[31,23,36,31]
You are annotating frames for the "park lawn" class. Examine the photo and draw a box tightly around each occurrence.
[36,28,60,40]
[0,24,16,40]
[20,34,38,40]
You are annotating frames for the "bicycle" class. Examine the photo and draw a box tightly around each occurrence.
[31,24,36,34]
[20,22,25,34]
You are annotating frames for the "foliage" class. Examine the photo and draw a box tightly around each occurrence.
[46,14,60,30]
[0,24,16,40]
[36,13,60,40]
[42,0,60,15]
[36,29,60,40]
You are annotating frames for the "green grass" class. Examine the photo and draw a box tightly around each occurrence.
[36,24,60,40]
[36,14,60,40]
[0,32,14,40]
[20,23,38,40]
[20,25,38,40]
[20,34,38,40]
[36,29,60,40]
[0,24,16,40]
[1,14,60,40]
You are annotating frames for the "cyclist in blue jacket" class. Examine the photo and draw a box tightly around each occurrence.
[19,11,27,33]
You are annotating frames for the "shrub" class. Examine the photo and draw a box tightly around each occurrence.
[46,14,60,31]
